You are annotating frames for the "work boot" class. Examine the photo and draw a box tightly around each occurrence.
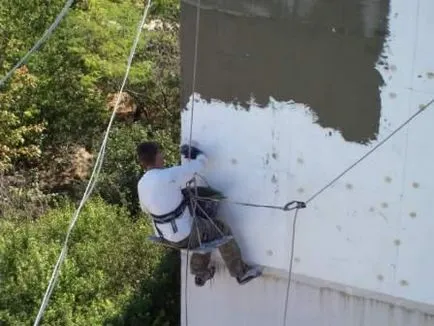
[236,265,262,285]
[194,266,216,287]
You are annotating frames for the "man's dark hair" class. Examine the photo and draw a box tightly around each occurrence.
[137,141,160,167]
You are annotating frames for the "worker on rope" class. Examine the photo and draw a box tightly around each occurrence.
[136,141,262,286]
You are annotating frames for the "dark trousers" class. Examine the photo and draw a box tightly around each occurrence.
[169,217,248,279]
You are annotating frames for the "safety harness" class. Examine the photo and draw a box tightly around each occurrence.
[150,197,188,236]
[149,185,219,238]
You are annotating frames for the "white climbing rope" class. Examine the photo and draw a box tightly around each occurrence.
[304,98,434,205]
[0,0,75,88]
[279,100,434,326]
[32,1,152,325]
[282,208,300,326]
[187,0,201,157]
[185,1,201,326]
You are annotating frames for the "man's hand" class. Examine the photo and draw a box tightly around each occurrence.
[180,142,203,159]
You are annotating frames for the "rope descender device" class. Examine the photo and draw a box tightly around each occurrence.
[283,201,306,211]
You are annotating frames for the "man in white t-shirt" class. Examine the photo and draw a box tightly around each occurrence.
[136,141,261,286]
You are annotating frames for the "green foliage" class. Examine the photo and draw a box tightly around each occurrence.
[0,0,183,323]
[0,0,66,72]
[65,0,153,88]
[0,198,180,325]
[0,0,108,148]
[94,122,179,214]
[1,0,181,148]
[1,0,181,155]
[0,68,44,172]
[130,21,181,139]
[0,173,59,220]
[150,0,180,22]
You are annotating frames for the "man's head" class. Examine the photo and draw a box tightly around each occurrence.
[136,141,164,169]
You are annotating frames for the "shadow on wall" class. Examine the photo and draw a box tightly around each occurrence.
[181,0,391,144]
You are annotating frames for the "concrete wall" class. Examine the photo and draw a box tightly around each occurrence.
[180,0,434,324]
[181,258,434,326]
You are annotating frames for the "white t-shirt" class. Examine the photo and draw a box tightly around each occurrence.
[137,154,208,243]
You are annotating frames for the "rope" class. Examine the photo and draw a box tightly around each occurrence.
[185,1,201,325]
[282,208,300,326]
[193,172,305,211]
[192,178,203,247]
[184,208,194,326]
[305,98,434,204]
[193,196,304,212]
[0,0,75,88]
[187,0,201,159]
[195,201,225,237]
[32,2,152,325]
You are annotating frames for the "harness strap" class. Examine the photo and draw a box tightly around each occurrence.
[151,199,187,233]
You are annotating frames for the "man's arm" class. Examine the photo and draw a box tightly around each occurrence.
[167,152,208,187]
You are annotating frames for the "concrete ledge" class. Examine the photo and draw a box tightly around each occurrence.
[181,250,434,316]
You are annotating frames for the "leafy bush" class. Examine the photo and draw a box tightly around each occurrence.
[0,68,44,172]
[0,0,183,324]
[0,173,59,220]
[0,198,180,325]
[150,0,180,22]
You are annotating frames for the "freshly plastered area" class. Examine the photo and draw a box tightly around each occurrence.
[180,0,434,324]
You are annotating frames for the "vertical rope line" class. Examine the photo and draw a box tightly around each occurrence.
[282,208,299,326]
